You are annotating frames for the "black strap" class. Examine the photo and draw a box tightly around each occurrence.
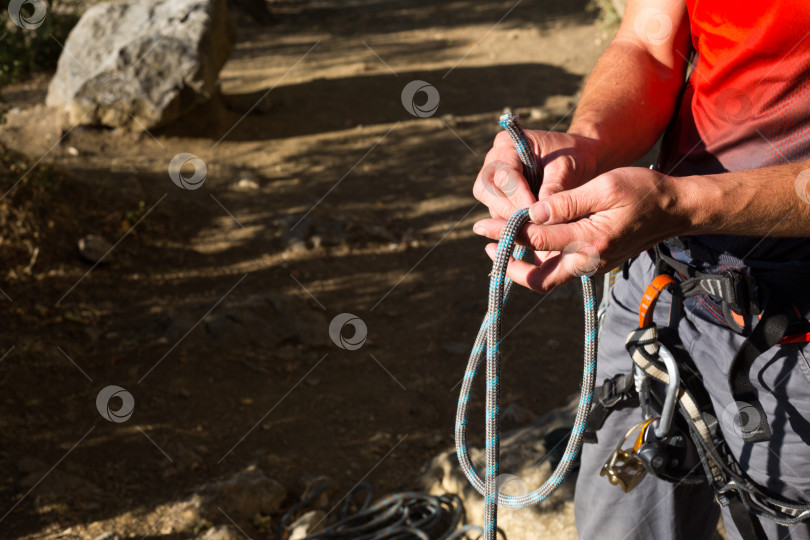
[727,307,789,444]
[728,494,767,540]
[583,372,638,444]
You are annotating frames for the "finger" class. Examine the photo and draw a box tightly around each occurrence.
[473,161,529,219]
[475,217,591,258]
[487,132,540,204]
[484,244,578,294]
[472,218,505,240]
[538,152,579,199]
[529,182,604,225]
[493,166,536,209]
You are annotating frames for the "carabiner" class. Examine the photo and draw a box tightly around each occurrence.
[654,343,680,439]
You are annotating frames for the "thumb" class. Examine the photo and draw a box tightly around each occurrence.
[528,183,600,225]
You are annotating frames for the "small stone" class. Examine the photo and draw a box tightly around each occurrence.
[300,475,336,510]
[78,234,113,264]
[236,176,260,190]
[94,533,121,540]
[66,146,80,156]
[196,525,241,540]
[288,510,326,540]
[253,513,273,530]
[530,108,549,121]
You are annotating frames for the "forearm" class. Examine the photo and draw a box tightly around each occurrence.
[675,161,810,237]
[568,1,692,175]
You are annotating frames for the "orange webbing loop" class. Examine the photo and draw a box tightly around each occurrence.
[639,274,678,328]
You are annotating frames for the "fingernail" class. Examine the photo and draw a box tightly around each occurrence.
[529,202,551,224]
[473,223,485,235]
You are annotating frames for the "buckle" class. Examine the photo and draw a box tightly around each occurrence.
[598,373,634,408]
[599,377,620,408]
[722,271,764,316]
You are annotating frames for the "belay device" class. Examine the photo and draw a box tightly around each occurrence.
[455,113,598,539]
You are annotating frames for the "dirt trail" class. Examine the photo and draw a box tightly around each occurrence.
[0,1,611,537]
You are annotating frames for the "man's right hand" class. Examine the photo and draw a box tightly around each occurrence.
[472,129,599,221]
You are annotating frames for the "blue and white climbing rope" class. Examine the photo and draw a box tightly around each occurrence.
[455,113,598,540]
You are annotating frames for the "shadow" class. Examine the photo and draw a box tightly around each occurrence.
[156,63,583,140]
[0,0,599,536]
[251,0,597,38]
[0,112,589,536]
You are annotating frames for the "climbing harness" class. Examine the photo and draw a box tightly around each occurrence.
[592,238,810,539]
[455,113,598,539]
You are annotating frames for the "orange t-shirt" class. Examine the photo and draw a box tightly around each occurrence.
[660,0,810,261]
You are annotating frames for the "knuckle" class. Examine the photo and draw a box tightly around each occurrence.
[553,192,577,221]
[599,172,622,195]
[559,154,578,178]
[525,226,546,250]
[531,131,548,159]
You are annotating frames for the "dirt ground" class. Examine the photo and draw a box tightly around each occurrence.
[0,1,616,537]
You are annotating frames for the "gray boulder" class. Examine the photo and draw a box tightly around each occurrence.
[46,0,235,129]
[421,397,580,539]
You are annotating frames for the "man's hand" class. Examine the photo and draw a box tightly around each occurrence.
[472,167,693,293]
[472,129,600,220]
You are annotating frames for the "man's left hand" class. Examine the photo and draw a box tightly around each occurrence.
[472,167,692,293]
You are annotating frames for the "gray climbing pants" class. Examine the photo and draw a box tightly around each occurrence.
[574,253,810,540]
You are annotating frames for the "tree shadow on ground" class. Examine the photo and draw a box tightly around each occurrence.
[157,63,583,141]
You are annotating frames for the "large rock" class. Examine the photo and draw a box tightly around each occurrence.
[46,0,235,129]
[421,398,581,539]
[422,398,728,539]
